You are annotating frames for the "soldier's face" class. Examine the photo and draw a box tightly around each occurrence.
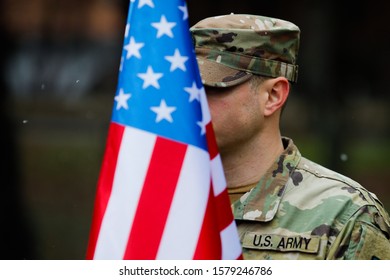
[204,80,266,153]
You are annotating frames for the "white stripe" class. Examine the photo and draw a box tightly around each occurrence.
[156,145,210,259]
[94,127,156,259]
[211,154,227,196]
[221,221,243,260]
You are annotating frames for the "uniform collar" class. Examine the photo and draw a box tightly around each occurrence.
[232,137,301,222]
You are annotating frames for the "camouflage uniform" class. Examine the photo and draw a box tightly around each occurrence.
[191,14,390,259]
[232,138,390,260]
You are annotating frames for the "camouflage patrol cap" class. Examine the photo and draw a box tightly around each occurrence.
[190,14,300,87]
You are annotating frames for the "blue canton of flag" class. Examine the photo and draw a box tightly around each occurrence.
[113,0,207,150]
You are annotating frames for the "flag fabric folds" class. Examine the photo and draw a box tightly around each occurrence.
[86,0,242,260]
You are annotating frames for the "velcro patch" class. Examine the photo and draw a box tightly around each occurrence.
[243,232,320,254]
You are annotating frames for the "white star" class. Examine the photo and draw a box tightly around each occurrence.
[138,0,154,8]
[123,37,144,59]
[114,88,131,110]
[151,15,176,38]
[184,82,202,102]
[178,4,188,20]
[150,99,176,123]
[164,49,188,72]
[137,66,163,89]
[197,119,207,135]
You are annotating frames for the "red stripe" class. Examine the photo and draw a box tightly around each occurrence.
[123,137,187,259]
[193,184,222,260]
[206,122,219,160]
[215,188,235,232]
[86,122,124,259]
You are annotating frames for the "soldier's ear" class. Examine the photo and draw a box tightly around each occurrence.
[264,77,289,117]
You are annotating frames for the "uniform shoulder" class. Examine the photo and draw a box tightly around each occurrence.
[296,156,384,204]
[295,156,390,236]
[297,156,360,188]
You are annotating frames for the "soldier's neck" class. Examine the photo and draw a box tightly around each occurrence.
[221,131,284,189]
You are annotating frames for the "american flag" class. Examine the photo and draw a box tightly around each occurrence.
[86,0,242,260]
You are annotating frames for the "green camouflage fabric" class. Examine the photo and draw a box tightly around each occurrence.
[190,14,300,87]
[232,138,390,260]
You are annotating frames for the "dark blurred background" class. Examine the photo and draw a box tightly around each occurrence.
[1,0,389,259]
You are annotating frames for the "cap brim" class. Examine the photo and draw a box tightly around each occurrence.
[196,57,252,88]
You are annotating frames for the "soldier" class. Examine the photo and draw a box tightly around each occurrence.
[190,14,390,259]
